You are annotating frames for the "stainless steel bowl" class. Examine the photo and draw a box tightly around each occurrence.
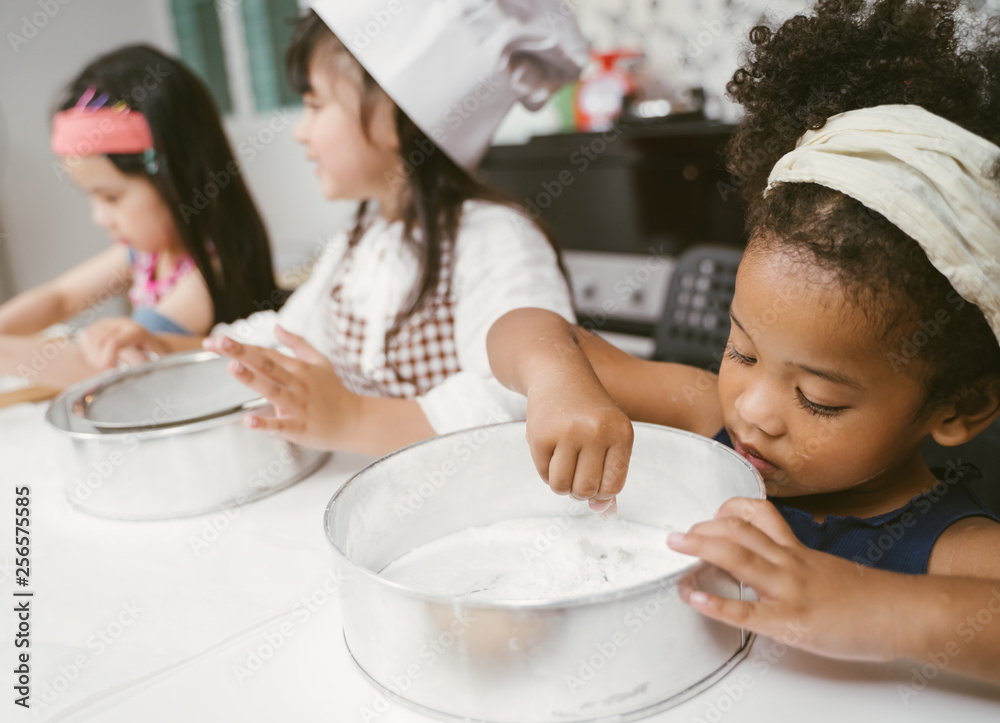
[45,351,330,520]
[324,421,765,723]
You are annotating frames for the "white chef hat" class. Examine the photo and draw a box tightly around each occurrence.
[309,0,589,169]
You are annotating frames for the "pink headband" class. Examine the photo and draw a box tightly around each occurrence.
[50,87,154,157]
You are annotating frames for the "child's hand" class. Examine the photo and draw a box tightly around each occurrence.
[525,367,633,512]
[80,318,166,369]
[668,498,905,663]
[203,325,360,451]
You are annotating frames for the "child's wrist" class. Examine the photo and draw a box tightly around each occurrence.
[887,574,945,663]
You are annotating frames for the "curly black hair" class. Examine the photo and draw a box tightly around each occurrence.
[725,0,1000,416]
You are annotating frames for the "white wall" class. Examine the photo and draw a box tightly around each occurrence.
[4,0,998,301]
[0,0,352,302]
[0,1,165,298]
[0,0,824,305]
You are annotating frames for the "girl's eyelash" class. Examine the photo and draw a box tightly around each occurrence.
[725,343,755,365]
[796,391,844,418]
[726,342,845,418]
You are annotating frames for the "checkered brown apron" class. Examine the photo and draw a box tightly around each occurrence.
[322,239,461,399]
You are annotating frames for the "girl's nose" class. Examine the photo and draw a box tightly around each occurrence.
[293,115,308,144]
[91,202,111,230]
[733,379,786,438]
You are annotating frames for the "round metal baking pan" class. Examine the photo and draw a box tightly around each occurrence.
[324,421,764,722]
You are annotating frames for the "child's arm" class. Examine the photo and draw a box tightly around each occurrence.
[150,268,214,335]
[487,307,634,504]
[0,245,131,335]
[489,309,723,433]
[487,308,723,501]
[80,320,206,368]
[203,327,434,456]
[670,497,1000,684]
[572,324,723,434]
[79,268,215,368]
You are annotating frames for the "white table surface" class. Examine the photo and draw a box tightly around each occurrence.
[2,400,998,723]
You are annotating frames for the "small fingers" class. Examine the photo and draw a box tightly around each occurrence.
[679,584,762,630]
[117,347,152,367]
[101,334,138,369]
[570,446,606,500]
[599,429,633,499]
[204,334,245,358]
[716,497,800,547]
[668,527,785,593]
[685,516,791,565]
[229,360,294,404]
[526,430,557,483]
[589,496,618,521]
[547,444,580,496]
[80,327,113,368]
[210,336,299,388]
[245,412,300,436]
[274,325,326,364]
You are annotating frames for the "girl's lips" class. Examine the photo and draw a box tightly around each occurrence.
[731,435,778,474]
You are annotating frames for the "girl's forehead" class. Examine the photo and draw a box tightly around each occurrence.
[731,250,888,368]
[63,155,128,189]
[307,50,363,96]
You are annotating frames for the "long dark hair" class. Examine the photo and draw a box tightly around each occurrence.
[57,44,287,324]
[724,0,1000,416]
[286,11,566,345]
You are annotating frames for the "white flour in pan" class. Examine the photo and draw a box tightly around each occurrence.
[381,516,692,601]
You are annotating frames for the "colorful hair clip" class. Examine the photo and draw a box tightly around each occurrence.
[141,148,159,175]
[74,86,97,109]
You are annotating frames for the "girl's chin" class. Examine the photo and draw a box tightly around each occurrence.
[318,180,346,201]
[761,472,803,497]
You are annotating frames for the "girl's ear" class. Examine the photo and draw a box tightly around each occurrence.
[371,92,400,152]
[929,390,1000,447]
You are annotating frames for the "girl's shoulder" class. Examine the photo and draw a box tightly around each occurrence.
[928,515,1000,577]
[452,200,554,262]
[455,200,540,239]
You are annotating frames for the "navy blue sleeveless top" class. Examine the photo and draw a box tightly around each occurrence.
[713,429,999,574]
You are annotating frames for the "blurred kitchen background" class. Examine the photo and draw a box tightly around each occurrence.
[2,0,996,358]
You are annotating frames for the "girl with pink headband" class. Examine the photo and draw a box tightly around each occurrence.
[488,0,1000,683]
[0,45,284,386]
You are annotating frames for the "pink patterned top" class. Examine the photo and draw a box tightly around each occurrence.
[127,249,197,309]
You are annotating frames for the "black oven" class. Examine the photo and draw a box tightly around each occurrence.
[479,119,747,355]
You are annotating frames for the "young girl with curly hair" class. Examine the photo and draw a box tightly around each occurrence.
[488,0,1000,682]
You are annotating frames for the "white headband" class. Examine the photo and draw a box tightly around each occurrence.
[766,104,1000,347]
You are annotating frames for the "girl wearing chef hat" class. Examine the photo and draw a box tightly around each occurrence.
[204,0,586,455]
[0,45,284,386]
[487,0,1000,682]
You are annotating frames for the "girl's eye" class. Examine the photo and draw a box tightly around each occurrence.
[796,390,845,418]
[725,342,756,365]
